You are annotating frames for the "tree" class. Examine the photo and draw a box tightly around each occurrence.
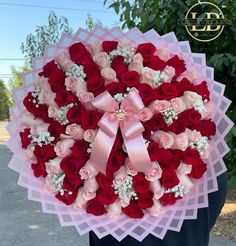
[105,0,236,184]
[86,14,103,31]
[0,80,10,120]
[21,12,73,65]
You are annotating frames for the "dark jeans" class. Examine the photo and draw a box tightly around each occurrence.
[89,173,227,246]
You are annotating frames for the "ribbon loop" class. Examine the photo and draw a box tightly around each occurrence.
[88,90,152,174]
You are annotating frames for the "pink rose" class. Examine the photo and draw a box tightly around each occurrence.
[38,88,55,105]
[35,77,50,90]
[152,100,170,112]
[145,162,162,182]
[132,53,143,64]
[151,130,174,149]
[187,129,201,142]
[128,63,143,73]
[55,51,74,70]
[30,123,49,136]
[177,70,197,83]
[77,92,94,110]
[21,115,44,127]
[138,107,153,122]
[107,201,122,219]
[147,199,164,217]
[201,102,215,119]
[73,188,87,211]
[182,91,199,109]
[54,139,75,157]
[93,52,110,68]
[83,129,97,143]
[171,97,185,114]
[119,198,130,208]
[89,42,102,56]
[125,158,138,176]
[163,65,175,80]
[101,67,117,84]
[171,132,188,151]
[113,166,127,185]
[48,104,60,119]
[142,67,155,80]
[82,177,99,201]
[79,161,98,179]
[201,146,211,159]
[177,163,192,175]
[24,144,36,161]
[65,124,84,140]
[155,46,173,61]
[65,77,79,92]
[150,180,164,199]
[177,173,193,194]
[45,157,63,175]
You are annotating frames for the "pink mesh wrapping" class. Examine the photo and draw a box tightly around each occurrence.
[7,26,233,241]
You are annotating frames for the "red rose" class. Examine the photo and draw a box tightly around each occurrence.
[179,109,201,126]
[160,168,180,189]
[142,122,153,139]
[133,173,150,193]
[87,75,105,96]
[96,173,113,188]
[147,141,160,161]
[136,43,156,63]
[70,140,90,158]
[156,82,178,100]
[182,148,201,165]
[31,162,47,177]
[160,193,179,206]
[164,119,187,134]
[146,55,166,71]
[63,174,83,190]
[86,197,106,216]
[48,121,66,143]
[175,78,194,96]
[54,90,77,107]
[106,82,126,96]
[111,55,128,80]
[111,131,123,151]
[191,120,216,139]
[56,188,78,206]
[97,187,118,205]
[80,110,102,130]
[157,148,180,169]
[137,83,156,106]
[84,62,101,77]
[107,150,126,173]
[60,155,86,177]
[23,92,51,122]
[66,105,82,124]
[149,113,165,131]
[19,128,31,149]
[69,42,92,65]
[189,159,207,179]
[122,200,144,219]
[166,55,186,78]
[102,40,118,52]
[121,70,140,87]
[194,81,210,101]
[38,60,58,77]
[48,69,66,93]
[138,191,154,209]
[33,145,56,162]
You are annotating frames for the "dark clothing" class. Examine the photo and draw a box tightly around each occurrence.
[89,173,227,246]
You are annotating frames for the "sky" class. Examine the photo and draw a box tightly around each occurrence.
[0,0,120,86]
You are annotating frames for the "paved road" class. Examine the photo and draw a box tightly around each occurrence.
[0,143,235,246]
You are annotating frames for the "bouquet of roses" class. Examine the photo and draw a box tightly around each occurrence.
[7,26,233,241]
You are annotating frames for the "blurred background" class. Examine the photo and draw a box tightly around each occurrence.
[0,0,235,244]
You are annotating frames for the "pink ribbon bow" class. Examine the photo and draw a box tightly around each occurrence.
[87,89,152,174]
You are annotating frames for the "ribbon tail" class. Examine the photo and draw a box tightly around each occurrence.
[124,134,152,173]
[88,127,118,175]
